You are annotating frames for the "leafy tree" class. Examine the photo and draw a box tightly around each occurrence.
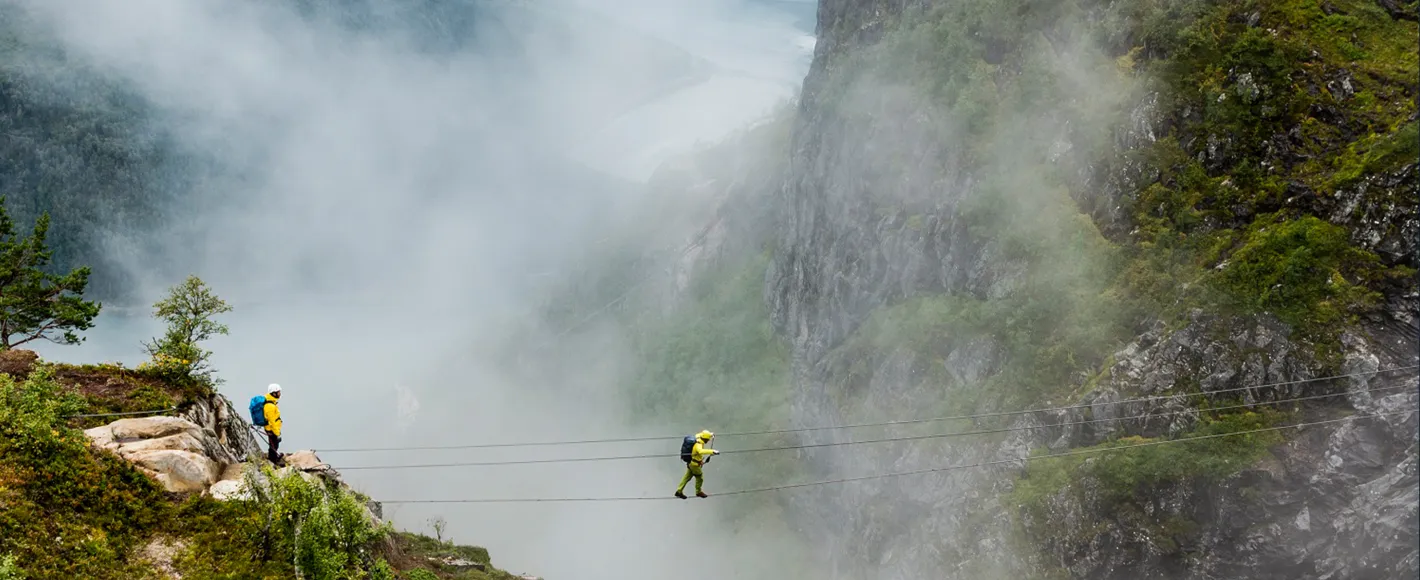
[141,275,233,385]
[0,196,102,350]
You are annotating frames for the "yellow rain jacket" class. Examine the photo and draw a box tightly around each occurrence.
[262,394,282,437]
[688,432,717,464]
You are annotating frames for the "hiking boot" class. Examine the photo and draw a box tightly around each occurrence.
[675,491,687,499]
[696,491,709,498]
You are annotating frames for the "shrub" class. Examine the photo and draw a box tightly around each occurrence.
[1211,214,1404,332]
[140,275,233,389]
[0,554,22,580]
[242,463,395,580]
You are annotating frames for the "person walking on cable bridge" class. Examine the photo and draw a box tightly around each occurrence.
[675,430,719,499]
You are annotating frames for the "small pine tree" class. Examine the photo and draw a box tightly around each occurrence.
[0,196,102,349]
[142,275,232,385]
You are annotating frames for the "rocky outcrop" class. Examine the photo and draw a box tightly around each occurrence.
[80,394,366,513]
[177,393,264,463]
[1005,314,1420,580]
[86,415,233,493]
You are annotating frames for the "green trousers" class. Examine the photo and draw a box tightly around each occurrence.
[677,462,705,493]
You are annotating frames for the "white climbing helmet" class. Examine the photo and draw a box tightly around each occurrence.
[268,383,282,394]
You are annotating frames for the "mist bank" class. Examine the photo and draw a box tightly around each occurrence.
[11,0,819,578]
[2,0,813,306]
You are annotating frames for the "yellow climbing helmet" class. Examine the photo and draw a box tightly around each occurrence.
[697,430,714,442]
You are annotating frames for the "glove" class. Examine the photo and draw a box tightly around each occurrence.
[712,450,720,455]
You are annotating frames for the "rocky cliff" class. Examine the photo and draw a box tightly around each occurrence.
[764,0,1419,578]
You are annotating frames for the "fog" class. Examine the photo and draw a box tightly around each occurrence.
[14,0,816,577]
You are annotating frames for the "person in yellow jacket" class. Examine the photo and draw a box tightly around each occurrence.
[262,383,284,466]
[675,430,719,499]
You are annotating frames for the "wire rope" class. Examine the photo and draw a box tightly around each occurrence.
[375,407,1417,504]
[317,364,1418,453]
[333,381,1416,470]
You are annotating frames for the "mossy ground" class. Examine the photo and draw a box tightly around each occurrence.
[0,359,512,580]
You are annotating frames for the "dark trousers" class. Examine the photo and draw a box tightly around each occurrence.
[266,430,281,464]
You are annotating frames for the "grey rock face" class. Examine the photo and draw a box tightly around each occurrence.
[763,1,1420,579]
[179,393,264,464]
[1011,315,1418,580]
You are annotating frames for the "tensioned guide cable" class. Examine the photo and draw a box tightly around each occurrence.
[317,364,1418,453]
[375,407,1417,504]
[333,381,1416,470]
[63,406,180,419]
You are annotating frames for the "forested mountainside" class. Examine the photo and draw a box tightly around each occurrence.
[548,0,1418,578]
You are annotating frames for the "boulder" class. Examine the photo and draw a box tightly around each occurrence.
[84,425,118,450]
[283,450,329,471]
[109,416,201,441]
[116,432,209,457]
[208,478,251,501]
[217,462,245,483]
[429,556,486,572]
[126,449,221,493]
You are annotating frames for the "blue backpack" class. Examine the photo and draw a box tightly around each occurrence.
[249,395,270,427]
[679,435,696,463]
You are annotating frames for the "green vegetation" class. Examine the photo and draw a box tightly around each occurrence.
[0,555,20,580]
[0,196,102,349]
[386,532,527,580]
[54,362,182,430]
[0,366,168,578]
[140,274,234,389]
[1008,409,1287,550]
[1114,0,1418,337]
[0,356,515,580]
[1212,215,1395,330]
[627,252,789,429]
[244,463,396,579]
[817,0,1417,416]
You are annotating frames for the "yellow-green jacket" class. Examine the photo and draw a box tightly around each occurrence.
[263,394,282,437]
[689,440,717,464]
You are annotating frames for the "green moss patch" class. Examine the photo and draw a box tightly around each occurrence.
[1009,409,1287,547]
